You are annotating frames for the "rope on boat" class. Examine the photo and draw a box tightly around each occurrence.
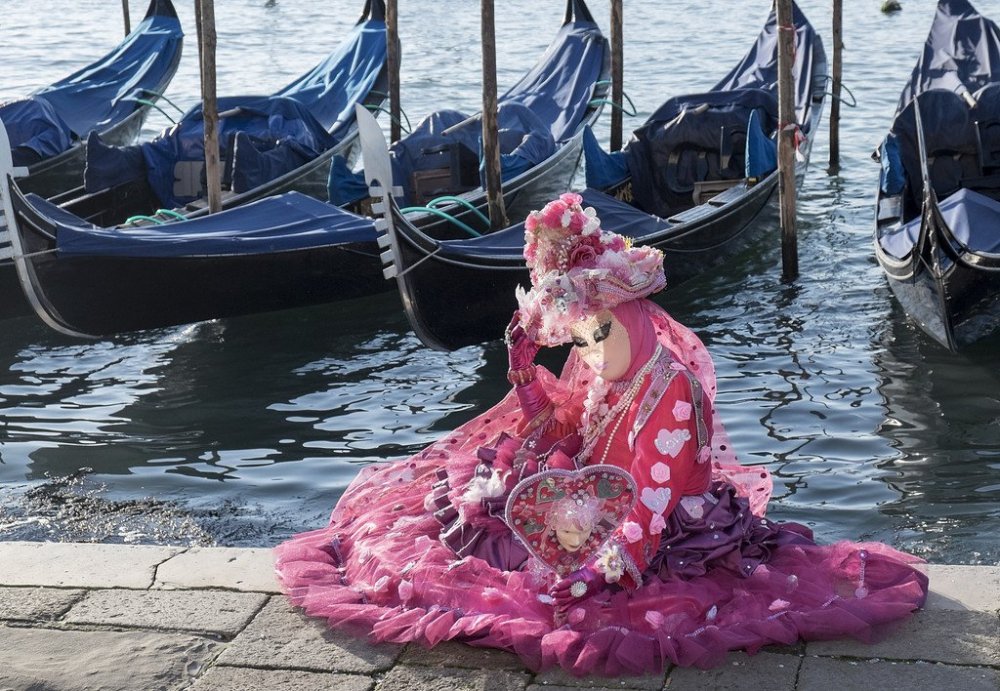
[130,98,177,124]
[138,89,185,115]
[822,75,857,107]
[365,96,412,134]
[398,205,483,237]
[425,196,491,227]
[591,80,637,116]
[394,245,443,278]
[123,214,168,226]
[0,246,59,265]
[154,208,188,221]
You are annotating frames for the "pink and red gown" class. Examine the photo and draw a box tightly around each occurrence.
[275,312,928,675]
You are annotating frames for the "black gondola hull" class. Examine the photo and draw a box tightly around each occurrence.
[8,188,387,336]
[389,175,779,351]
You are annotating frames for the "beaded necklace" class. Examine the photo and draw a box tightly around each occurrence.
[575,345,662,466]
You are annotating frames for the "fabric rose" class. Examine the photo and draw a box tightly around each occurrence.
[568,244,597,268]
[622,521,643,543]
[649,513,666,535]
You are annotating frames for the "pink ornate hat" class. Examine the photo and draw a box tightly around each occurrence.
[516,193,666,346]
[504,465,637,576]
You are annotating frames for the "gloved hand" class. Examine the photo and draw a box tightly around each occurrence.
[506,311,540,373]
[504,311,551,426]
[551,564,604,607]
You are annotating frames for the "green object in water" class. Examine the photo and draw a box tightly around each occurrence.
[881,0,902,13]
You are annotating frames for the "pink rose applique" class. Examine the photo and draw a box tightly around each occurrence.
[672,400,692,422]
[649,513,666,534]
[651,462,671,484]
[644,610,664,628]
[622,520,643,543]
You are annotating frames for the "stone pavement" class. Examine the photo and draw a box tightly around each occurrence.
[0,541,996,691]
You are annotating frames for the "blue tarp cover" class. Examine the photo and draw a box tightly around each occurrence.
[623,89,778,218]
[894,0,1000,116]
[584,1,817,219]
[332,13,607,207]
[879,187,1000,259]
[43,191,375,258]
[85,12,387,208]
[880,2,1000,219]
[711,2,819,131]
[0,7,182,166]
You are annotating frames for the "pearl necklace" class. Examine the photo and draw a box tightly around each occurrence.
[576,345,662,466]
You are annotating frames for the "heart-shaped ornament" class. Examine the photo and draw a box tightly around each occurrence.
[505,465,637,576]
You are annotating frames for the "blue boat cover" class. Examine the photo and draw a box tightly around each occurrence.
[583,125,629,189]
[583,2,820,219]
[331,12,607,207]
[745,108,777,180]
[879,1,1000,219]
[711,2,820,131]
[879,187,1000,259]
[623,89,778,218]
[38,191,375,258]
[894,0,1000,116]
[84,10,387,208]
[0,4,182,167]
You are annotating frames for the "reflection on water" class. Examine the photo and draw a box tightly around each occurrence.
[874,313,1000,563]
[0,1,997,564]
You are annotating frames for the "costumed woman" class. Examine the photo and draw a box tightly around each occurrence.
[275,193,928,675]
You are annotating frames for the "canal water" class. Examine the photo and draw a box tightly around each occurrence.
[0,0,997,565]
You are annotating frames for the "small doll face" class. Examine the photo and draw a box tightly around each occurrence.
[555,523,593,552]
[570,310,632,380]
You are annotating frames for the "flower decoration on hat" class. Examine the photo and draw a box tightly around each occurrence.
[515,192,666,346]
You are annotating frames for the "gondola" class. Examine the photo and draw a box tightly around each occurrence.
[369,1,827,351]
[873,0,1000,351]
[332,0,610,239]
[0,0,389,325]
[0,114,381,337]
[4,0,184,198]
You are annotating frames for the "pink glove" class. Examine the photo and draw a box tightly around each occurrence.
[504,311,550,424]
[506,311,540,372]
[551,564,604,607]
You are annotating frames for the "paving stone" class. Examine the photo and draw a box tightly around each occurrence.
[924,564,1000,612]
[64,588,268,636]
[217,597,401,674]
[533,665,665,690]
[806,609,1000,666]
[189,666,372,691]
[398,640,529,671]
[0,586,84,621]
[797,656,1000,691]
[666,650,800,690]
[0,541,179,588]
[0,625,218,691]
[155,547,281,593]
[373,665,530,691]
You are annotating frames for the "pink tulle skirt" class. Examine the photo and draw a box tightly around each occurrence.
[274,424,928,675]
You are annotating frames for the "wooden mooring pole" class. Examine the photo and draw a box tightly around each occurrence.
[481,0,508,231]
[386,0,401,144]
[776,0,798,281]
[121,1,131,37]
[195,0,222,214]
[610,0,624,152]
[828,0,843,173]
